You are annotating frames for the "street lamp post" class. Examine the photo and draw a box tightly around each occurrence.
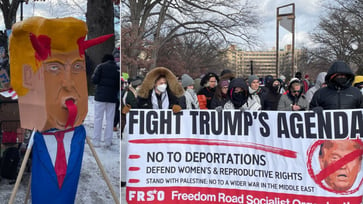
[250,60,253,75]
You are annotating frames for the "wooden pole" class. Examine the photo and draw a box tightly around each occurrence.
[8,129,35,204]
[86,136,120,204]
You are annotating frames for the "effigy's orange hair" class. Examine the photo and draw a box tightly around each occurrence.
[9,16,88,96]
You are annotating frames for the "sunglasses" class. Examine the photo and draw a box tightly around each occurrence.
[292,90,300,93]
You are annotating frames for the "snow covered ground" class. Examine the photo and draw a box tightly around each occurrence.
[0,96,120,203]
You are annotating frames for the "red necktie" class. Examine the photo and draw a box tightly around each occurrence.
[54,131,67,189]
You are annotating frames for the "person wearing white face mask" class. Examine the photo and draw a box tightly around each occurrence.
[137,67,186,111]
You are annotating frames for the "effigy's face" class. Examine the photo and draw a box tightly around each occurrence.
[41,50,88,130]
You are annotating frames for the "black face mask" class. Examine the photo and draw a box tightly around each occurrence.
[334,77,349,88]
[231,91,247,108]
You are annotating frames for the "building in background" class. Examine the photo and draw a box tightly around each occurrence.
[224,44,303,79]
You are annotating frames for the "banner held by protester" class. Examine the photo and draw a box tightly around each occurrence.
[125,109,363,203]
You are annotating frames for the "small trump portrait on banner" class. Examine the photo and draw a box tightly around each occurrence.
[318,140,363,192]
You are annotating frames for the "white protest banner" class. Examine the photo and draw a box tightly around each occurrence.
[125,109,363,204]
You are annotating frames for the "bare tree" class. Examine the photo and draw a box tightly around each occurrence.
[121,0,259,77]
[0,0,86,30]
[157,34,228,77]
[310,0,363,73]
[121,24,153,74]
[295,48,331,81]
[177,34,227,76]
[0,0,21,29]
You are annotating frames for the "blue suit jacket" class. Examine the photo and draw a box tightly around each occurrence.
[31,125,86,204]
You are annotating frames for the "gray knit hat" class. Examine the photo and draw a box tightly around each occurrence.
[248,75,259,85]
[181,74,194,88]
[130,76,143,87]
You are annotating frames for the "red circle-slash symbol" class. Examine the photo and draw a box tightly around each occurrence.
[306,139,363,194]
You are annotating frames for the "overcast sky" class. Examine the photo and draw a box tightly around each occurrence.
[20,0,87,21]
[0,0,87,31]
[2,0,328,51]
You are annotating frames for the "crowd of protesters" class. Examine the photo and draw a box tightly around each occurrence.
[121,60,363,134]
[120,60,363,187]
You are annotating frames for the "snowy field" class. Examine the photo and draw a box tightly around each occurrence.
[0,96,121,204]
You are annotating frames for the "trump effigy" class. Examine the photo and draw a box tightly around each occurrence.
[9,16,112,203]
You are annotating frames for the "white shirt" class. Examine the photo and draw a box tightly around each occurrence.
[43,130,74,166]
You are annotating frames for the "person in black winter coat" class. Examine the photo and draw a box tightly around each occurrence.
[261,78,281,110]
[310,61,363,110]
[91,54,120,147]
[223,78,249,110]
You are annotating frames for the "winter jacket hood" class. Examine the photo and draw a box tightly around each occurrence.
[314,72,327,89]
[228,78,248,97]
[325,61,354,86]
[264,75,274,88]
[138,67,184,99]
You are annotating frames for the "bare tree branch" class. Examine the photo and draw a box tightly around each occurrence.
[310,1,363,73]
[122,0,260,76]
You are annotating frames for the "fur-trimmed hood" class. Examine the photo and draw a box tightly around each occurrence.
[138,67,184,98]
